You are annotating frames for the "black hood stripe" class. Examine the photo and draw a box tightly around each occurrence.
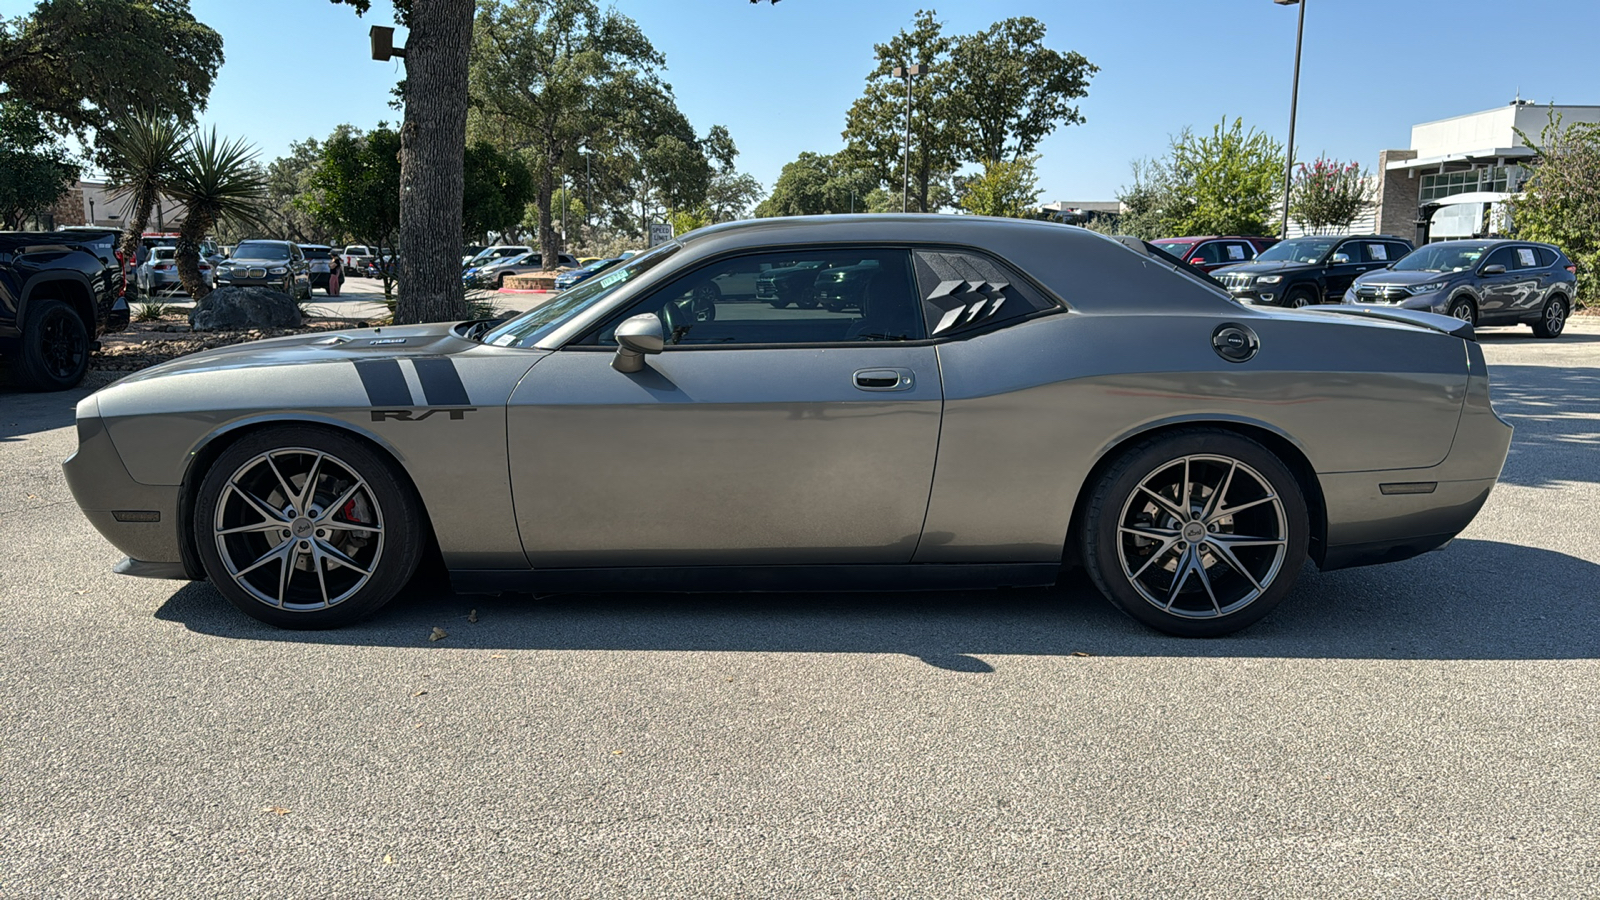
[412,357,470,406]
[354,359,413,407]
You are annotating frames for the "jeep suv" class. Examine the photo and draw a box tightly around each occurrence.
[0,229,129,390]
[1213,234,1414,307]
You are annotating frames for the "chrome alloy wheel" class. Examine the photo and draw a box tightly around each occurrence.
[212,447,385,611]
[1545,299,1566,335]
[1115,454,1288,619]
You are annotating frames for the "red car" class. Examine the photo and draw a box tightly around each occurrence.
[1151,236,1279,273]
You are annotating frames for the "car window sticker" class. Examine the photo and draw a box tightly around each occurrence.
[1517,248,1537,268]
[1369,244,1387,261]
[1226,244,1245,260]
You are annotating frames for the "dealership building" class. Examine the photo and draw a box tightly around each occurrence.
[1374,100,1600,245]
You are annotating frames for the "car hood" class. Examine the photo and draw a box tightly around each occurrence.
[1353,269,1453,287]
[106,322,480,387]
[1213,260,1309,276]
[224,257,293,265]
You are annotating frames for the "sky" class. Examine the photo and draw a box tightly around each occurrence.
[20,0,1600,203]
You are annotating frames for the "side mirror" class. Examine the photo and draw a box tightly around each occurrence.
[1189,257,1206,266]
[1482,264,1507,275]
[1331,253,1351,265]
[612,313,665,373]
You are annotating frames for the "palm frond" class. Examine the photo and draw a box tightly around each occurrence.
[101,110,188,220]
[168,128,270,230]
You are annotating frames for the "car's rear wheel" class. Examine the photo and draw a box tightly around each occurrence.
[1285,288,1316,308]
[194,427,424,629]
[1447,296,1476,325]
[1532,295,1567,339]
[16,299,90,391]
[1080,429,1309,637]
[768,298,789,309]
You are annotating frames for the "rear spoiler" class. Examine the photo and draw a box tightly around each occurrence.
[1297,304,1476,340]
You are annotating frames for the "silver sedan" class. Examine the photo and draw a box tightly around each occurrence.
[63,216,1511,636]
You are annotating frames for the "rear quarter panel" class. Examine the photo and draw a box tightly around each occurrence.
[915,309,1468,563]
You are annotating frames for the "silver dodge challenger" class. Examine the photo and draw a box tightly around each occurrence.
[63,216,1513,636]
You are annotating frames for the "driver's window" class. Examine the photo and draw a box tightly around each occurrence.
[1481,247,1517,272]
[599,248,923,346]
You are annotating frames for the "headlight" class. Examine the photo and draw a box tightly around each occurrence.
[1256,275,1282,284]
[1408,282,1446,294]
[268,266,288,275]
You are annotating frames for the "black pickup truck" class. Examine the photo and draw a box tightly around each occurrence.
[1,229,129,390]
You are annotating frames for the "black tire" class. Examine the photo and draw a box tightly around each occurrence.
[193,426,425,629]
[1079,428,1310,637]
[796,296,819,309]
[768,298,789,309]
[497,273,509,289]
[1531,294,1568,339]
[1285,287,1316,309]
[16,299,90,391]
[1447,296,1476,326]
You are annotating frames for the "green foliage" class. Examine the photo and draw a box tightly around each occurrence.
[957,157,1041,218]
[841,10,1095,214]
[167,128,268,299]
[1510,109,1600,307]
[753,152,878,218]
[1166,118,1284,237]
[300,125,402,297]
[1106,158,1175,240]
[261,132,352,245]
[945,16,1097,165]
[100,109,187,259]
[0,0,223,144]
[462,140,534,240]
[0,102,78,229]
[669,207,711,236]
[1288,156,1371,234]
[135,298,171,321]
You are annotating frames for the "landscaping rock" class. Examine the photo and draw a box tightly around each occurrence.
[189,286,303,331]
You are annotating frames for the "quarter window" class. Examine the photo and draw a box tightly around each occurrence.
[1481,247,1518,272]
[911,249,1057,336]
[599,248,924,346]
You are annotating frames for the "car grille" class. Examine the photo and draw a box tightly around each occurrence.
[1219,273,1253,290]
[754,278,777,299]
[246,267,267,279]
[1355,284,1408,303]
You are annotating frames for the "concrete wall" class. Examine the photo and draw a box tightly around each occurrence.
[1411,104,1600,157]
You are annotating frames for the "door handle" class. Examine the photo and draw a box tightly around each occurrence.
[853,368,914,392]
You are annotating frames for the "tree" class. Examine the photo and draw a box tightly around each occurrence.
[0,0,222,143]
[300,126,403,299]
[100,109,187,264]
[1288,156,1372,234]
[1511,109,1600,307]
[840,9,956,213]
[470,0,668,276]
[1103,158,1178,240]
[707,171,764,222]
[166,129,267,299]
[262,133,351,246]
[753,152,877,218]
[462,140,534,241]
[1166,118,1284,237]
[957,156,1041,218]
[0,103,78,229]
[333,0,473,324]
[944,15,1096,165]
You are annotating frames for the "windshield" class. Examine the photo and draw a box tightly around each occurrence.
[1152,241,1196,259]
[1391,242,1492,273]
[481,244,679,348]
[1255,238,1336,264]
[233,242,291,261]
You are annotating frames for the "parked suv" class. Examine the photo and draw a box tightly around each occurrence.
[1150,236,1278,273]
[214,240,312,299]
[1345,239,1577,338]
[0,228,129,390]
[299,244,334,290]
[1213,234,1414,307]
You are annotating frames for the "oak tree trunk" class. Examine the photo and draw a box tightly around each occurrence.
[538,141,558,271]
[395,0,473,325]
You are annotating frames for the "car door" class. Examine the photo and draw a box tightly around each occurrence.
[1475,246,1522,320]
[1506,245,1551,317]
[505,246,943,568]
[1323,240,1370,300]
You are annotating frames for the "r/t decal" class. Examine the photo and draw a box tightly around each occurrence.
[371,408,478,422]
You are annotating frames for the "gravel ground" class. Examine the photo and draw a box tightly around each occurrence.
[0,320,1596,898]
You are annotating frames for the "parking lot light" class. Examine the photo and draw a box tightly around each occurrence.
[892,64,929,213]
[1275,0,1305,238]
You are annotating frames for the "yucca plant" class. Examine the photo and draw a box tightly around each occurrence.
[136,298,171,321]
[166,129,269,300]
[101,110,188,272]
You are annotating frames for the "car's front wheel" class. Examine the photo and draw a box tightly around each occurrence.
[194,427,425,629]
[1080,429,1310,637]
[1532,295,1567,339]
[1285,288,1316,308]
[1447,296,1476,325]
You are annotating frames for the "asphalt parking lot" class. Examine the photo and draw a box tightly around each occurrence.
[2,320,1597,897]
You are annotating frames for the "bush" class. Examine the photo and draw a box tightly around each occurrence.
[1510,109,1600,308]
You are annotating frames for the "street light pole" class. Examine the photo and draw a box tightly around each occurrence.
[1276,0,1305,238]
[892,64,927,213]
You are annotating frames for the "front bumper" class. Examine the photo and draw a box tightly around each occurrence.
[62,395,194,577]
[1226,285,1281,305]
